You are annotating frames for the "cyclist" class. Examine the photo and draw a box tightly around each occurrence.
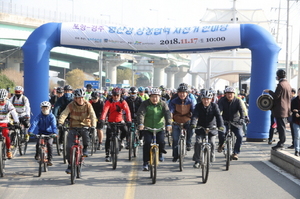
[138,86,149,101]
[125,87,143,144]
[99,87,132,162]
[28,101,58,166]
[53,85,74,150]
[10,86,31,141]
[137,88,172,171]
[49,87,63,107]
[0,89,20,159]
[169,84,196,162]
[89,91,104,150]
[218,86,245,160]
[85,83,93,101]
[190,90,224,168]
[159,85,170,101]
[58,89,97,174]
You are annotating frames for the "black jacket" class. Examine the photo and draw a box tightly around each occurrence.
[125,96,143,121]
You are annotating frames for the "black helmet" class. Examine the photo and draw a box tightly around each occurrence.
[276,69,286,78]
[56,87,63,93]
[177,85,188,92]
[64,85,72,91]
[91,91,100,99]
[129,87,138,94]
[201,90,213,99]
[86,84,92,89]
[179,83,188,87]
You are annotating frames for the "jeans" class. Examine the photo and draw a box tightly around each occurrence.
[172,123,191,159]
[192,133,216,162]
[225,124,243,154]
[66,128,90,163]
[293,123,300,152]
[143,130,165,163]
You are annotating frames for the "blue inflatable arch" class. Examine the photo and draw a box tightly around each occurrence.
[22,23,280,140]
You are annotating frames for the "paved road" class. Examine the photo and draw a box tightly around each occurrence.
[1,135,300,199]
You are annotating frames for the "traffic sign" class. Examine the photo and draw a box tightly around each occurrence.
[84,80,99,89]
[105,79,111,83]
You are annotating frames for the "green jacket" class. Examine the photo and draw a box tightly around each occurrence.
[137,99,172,130]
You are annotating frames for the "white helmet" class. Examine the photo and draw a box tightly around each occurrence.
[150,88,161,96]
[40,101,51,108]
[0,89,8,100]
[15,86,24,92]
[74,89,86,97]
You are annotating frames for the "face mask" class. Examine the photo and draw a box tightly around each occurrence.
[41,107,50,115]
[65,93,72,98]
[15,94,21,98]
[0,101,5,106]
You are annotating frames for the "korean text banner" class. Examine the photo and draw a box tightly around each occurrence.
[60,23,241,52]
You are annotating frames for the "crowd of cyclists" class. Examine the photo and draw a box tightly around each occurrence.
[0,82,250,175]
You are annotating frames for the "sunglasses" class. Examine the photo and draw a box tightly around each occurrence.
[15,91,22,94]
[113,94,120,97]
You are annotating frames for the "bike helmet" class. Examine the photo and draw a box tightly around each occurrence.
[64,85,72,91]
[15,86,24,92]
[40,101,51,108]
[224,86,235,93]
[86,84,92,89]
[91,91,100,99]
[0,89,8,100]
[129,87,138,94]
[150,88,161,96]
[201,90,213,99]
[98,89,104,94]
[138,86,145,92]
[56,87,63,93]
[276,69,286,78]
[74,88,86,97]
[159,85,166,91]
[144,87,150,93]
[177,85,188,92]
[179,83,188,87]
[112,87,122,95]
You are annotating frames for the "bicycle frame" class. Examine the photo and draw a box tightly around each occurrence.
[36,134,53,177]
[223,121,236,170]
[0,128,7,177]
[173,122,187,171]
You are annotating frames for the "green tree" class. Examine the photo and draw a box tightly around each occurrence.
[0,74,15,91]
[65,68,85,89]
[117,68,138,86]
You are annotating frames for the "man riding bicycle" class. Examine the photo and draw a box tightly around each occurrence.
[137,88,172,171]
[169,84,196,162]
[218,86,245,160]
[99,87,132,162]
[190,90,224,168]
[0,89,20,159]
[58,89,97,174]
[10,86,31,141]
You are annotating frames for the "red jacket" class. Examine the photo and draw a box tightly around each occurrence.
[100,99,132,122]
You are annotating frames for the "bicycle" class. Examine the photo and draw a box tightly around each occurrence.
[223,121,236,171]
[107,122,124,170]
[35,134,56,177]
[173,122,187,171]
[9,124,25,157]
[18,116,29,155]
[88,127,98,156]
[165,130,172,147]
[144,127,164,184]
[128,122,140,161]
[70,127,89,184]
[194,126,217,183]
[0,126,9,177]
[57,120,69,164]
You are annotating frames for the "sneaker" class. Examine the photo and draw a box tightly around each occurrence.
[97,143,102,150]
[287,145,294,149]
[83,148,88,157]
[272,145,284,151]
[161,149,167,154]
[143,162,149,171]
[232,153,238,160]
[211,155,215,162]
[34,154,39,160]
[105,156,111,162]
[25,134,30,142]
[172,157,178,162]
[186,144,192,151]
[139,140,144,146]
[7,151,12,159]
[159,154,164,162]
[59,144,63,151]
[295,151,299,157]
[193,162,200,168]
[47,160,53,166]
[125,143,129,150]
[65,165,71,174]
[217,145,224,153]
[120,142,125,149]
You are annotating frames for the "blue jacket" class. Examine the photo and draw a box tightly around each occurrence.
[28,112,58,135]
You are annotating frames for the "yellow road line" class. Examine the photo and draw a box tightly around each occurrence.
[124,158,139,199]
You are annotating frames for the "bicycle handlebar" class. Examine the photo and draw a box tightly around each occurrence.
[144,127,165,131]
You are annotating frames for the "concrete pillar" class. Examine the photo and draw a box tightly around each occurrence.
[6,57,21,71]
[104,56,126,85]
[152,60,170,87]
[174,66,189,87]
[165,66,179,89]
[191,73,199,88]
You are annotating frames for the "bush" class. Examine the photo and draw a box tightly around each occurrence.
[0,74,15,91]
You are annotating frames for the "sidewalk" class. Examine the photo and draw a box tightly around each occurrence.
[246,129,300,179]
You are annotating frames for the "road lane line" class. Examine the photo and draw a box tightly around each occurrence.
[124,157,139,199]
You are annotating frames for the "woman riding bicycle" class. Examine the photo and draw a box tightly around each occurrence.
[136,88,172,171]
[58,88,97,174]
[191,90,224,168]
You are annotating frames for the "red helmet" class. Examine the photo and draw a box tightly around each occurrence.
[112,87,122,95]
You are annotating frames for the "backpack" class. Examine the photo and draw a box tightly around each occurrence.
[12,95,25,106]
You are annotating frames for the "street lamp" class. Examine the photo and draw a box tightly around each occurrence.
[128,60,134,86]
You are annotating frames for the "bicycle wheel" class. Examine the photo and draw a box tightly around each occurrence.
[38,148,43,177]
[55,135,61,156]
[151,147,158,184]
[167,132,172,147]
[89,132,95,156]
[76,157,82,179]
[17,129,25,155]
[10,132,18,157]
[43,147,48,172]
[128,131,133,161]
[111,136,118,170]
[226,137,231,171]
[179,138,185,171]
[202,147,210,183]
[133,136,139,157]
[0,141,4,177]
[94,135,99,153]
[70,148,76,184]
[63,130,68,164]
